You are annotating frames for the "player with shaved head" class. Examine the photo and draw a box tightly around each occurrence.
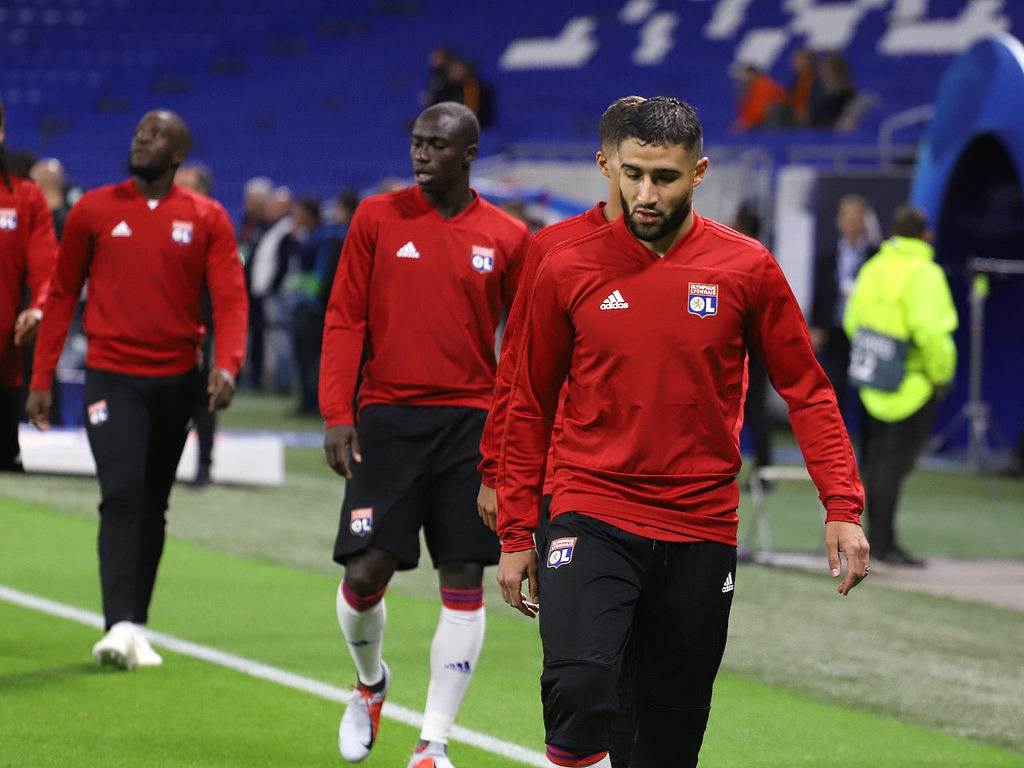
[26,109,249,670]
[320,102,532,768]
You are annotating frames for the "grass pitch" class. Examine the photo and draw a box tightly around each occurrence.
[2,393,1023,766]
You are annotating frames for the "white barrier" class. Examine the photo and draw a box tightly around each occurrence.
[18,426,285,487]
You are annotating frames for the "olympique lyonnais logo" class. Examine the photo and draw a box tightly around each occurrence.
[0,208,17,231]
[687,282,719,318]
[350,507,373,536]
[87,399,109,426]
[547,536,578,569]
[471,245,495,273]
[171,220,194,244]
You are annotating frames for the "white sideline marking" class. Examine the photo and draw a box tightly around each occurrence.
[0,584,547,767]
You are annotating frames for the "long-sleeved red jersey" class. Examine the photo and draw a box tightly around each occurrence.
[0,175,57,387]
[31,180,248,390]
[496,214,863,552]
[319,185,532,427]
[479,202,610,493]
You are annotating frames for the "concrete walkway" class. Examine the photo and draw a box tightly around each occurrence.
[747,550,1024,613]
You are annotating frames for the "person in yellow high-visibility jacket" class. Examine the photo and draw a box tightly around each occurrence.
[843,204,958,566]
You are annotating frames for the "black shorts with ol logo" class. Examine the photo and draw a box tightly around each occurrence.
[332,404,500,571]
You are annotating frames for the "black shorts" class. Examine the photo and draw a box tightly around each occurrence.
[538,512,736,749]
[333,404,500,571]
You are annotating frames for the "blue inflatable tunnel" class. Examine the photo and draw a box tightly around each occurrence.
[911,33,1024,454]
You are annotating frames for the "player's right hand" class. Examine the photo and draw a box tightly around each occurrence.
[25,389,52,432]
[477,482,498,531]
[497,549,540,618]
[324,424,360,478]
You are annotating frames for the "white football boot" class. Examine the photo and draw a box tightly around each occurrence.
[338,661,390,761]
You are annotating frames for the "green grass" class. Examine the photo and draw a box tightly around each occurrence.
[736,458,1024,559]
[216,389,323,434]
[2,499,1022,767]
[2,395,1023,765]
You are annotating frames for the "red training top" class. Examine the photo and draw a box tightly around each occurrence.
[479,202,609,493]
[31,180,248,390]
[319,185,532,427]
[496,214,863,552]
[0,175,57,387]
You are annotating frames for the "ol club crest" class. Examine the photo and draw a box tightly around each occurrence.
[547,536,578,569]
[350,507,373,536]
[687,282,719,318]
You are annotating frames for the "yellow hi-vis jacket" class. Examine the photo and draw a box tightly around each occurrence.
[843,236,958,423]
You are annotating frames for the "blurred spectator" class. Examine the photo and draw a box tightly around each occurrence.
[29,158,70,239]
[787,47,820,127]
[0,98,58,472]
[285,197,336,415]
[1006,425,1024,478]
[175,161,212,197]
[239,176,272,248]
[175,161,218,488]
[25,158,74,425]
[810,52,857,128]
[732,63,788,132]
[243,184,290,390]
[251,186,295,393]
[319,188,360,313]
[844,205,957,566]
[435,57,495,129]
[811,195,880,420]
[499,199,544,234]
[421,45,454,107]
[732,201,773,471]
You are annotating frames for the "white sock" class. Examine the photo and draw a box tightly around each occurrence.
[335,580,386,686]
[545,752,611,767]
[419,605,485,742]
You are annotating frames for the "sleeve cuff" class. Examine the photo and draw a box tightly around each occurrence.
[500,533,537,553]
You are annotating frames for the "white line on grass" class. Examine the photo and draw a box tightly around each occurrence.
[0,584,548,767]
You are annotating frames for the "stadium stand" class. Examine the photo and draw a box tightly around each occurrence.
[3,0,1024,447]
[2,0,1022,220]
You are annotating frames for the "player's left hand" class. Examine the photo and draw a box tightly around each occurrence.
[477,482,498,531]
[207,368,236,412]
[497,549,540,618]
[13,309,41,347]
[825,520,870,595]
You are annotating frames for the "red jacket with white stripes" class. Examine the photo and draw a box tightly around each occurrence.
[31,180,248,389]
[319,185,532,427]
[496,213,863,552]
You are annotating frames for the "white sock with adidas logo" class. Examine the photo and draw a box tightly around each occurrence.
[336,582,387,687]
[420,606,485,743]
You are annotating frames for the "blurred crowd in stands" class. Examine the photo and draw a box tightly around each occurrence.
[733,47,861,133]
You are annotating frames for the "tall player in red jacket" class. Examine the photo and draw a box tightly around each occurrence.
[478,95,645,768]
[0,98,58,472]
[319,102,531,768]
[496,97,869,768]
[477,95,644,538]
[26,110,248,671]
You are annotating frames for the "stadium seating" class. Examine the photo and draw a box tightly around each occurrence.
[2,0,1022,219]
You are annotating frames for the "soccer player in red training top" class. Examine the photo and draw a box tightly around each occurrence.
[477,95,645,768]
[477,95,644,537]
[496,97,870,768]
[319,102,532,768]
[0,97,58,472]
[26,110,248,671]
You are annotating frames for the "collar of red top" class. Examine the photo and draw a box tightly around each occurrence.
[610,211,706,262]
[410,183,481,221]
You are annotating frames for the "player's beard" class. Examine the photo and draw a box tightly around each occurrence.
[621,190,692,243]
